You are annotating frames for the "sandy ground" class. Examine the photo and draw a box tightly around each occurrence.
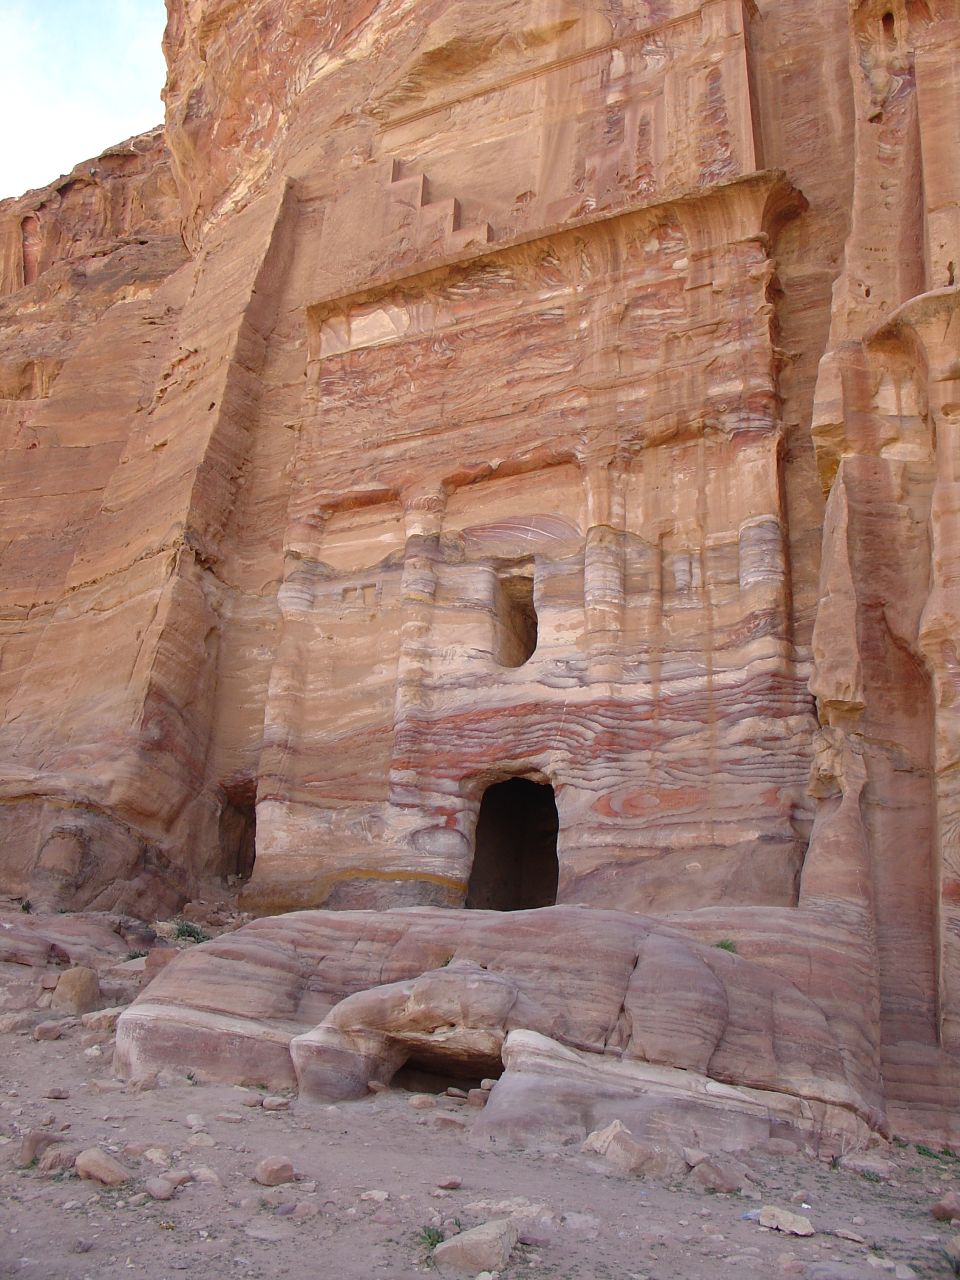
[1,1022,959,1280]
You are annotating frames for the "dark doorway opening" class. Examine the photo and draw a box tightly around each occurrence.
[218,780,257,881]
[466,778,559,910]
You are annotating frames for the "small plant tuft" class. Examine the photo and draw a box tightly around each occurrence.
[417,1225,444,1251]
[127,949,148,960]
[18,898,32,914]
[174,919,209,944]
[714,938,737,954]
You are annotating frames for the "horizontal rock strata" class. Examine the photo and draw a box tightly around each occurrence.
[2,0,959,1141]
[115,904,878,1151]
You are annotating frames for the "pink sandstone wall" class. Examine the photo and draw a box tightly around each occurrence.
[0,0,958,1135]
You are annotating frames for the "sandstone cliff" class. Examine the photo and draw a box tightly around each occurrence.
[1,0,958,1142]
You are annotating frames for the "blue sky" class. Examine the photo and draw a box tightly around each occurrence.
[1,0,168,199]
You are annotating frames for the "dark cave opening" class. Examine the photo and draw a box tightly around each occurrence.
[391,1058,503,1094]
[465,777,559,911]
[218,781,257,881]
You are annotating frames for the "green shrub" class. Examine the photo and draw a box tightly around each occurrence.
[714,939,737,954]
[174,919,209,944]
[416,1225,444,1251]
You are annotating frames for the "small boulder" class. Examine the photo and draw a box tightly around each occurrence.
[38,1144,81,1174]
[80,1007,124,1033]
[688,1155,760,1197]
[75,1148,132,1187]
[50,967,100,1015]
[683,1147,711,1168]
[145,1176,178,1201]
[840,1153,896,1181]
[582,1119,685,1180]
[433,1114,467,1132]
[17,1130,66,1167]
[944,1234,960,1276]
[834,1227,867,1244]
[408,1094,436,1110]
[262,1096,290,1112]
[758,1205,815,1237]
[433,1219,519,1275]
[932,1191,960,1222]
[32,1021,63,1041]
[253,1156,296,1186]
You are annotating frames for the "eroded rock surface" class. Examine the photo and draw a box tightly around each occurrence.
[116,905,879,1152]
[1,0,959,1143]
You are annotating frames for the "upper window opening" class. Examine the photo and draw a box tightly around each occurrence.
[493,567,537,667]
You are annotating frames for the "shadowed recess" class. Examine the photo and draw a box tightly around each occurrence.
[219,781,257,881]
[493,568,537,667]
[466,778,559,910]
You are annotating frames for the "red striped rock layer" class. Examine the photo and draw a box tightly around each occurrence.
[0,0,958,1141]
[115,904,879,1152]
[248,174,815,913]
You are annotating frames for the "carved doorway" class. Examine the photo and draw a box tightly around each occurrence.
[465,778,559,910]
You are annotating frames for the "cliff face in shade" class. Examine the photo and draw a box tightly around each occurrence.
[2,0,959,1139]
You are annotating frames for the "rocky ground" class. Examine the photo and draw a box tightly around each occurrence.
[2,907,960,1280]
